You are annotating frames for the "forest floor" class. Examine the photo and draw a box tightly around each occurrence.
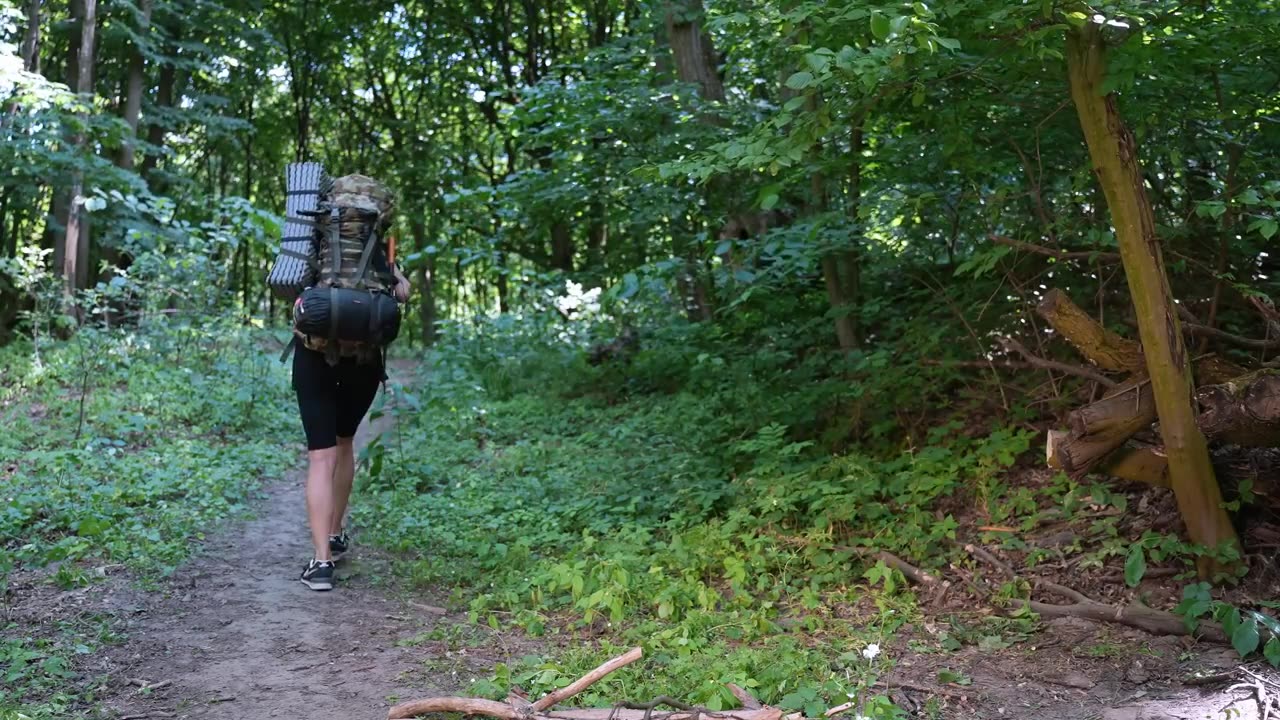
[15,362,480,718]
[5,360,1276,720]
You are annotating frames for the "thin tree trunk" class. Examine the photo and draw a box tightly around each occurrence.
[49,0,82,270]
[808,87,856,352]
[118,0,152,170]
[586,199,606,270]
[1202,143,1242,349]
[840,120,865,348]
[0,192,10,258]
[140,23,179,181]
[241,100,254,313]
[21,0,41,73]
[550,223,574,272]
[61,0,96,305]
[411,214,438,345]
[1066,22,1239,579]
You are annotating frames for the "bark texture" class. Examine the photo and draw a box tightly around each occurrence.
[1066,22,1239,577]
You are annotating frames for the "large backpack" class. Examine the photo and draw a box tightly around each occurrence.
[270,167,402,365]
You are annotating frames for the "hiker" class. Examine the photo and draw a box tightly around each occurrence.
[280,173,409,591]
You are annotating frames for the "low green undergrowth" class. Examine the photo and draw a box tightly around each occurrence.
[355,317,1036,717]
[0,319,297,717]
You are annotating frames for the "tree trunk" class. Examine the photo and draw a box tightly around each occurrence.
[807,93,856,352]
[410,214,438,344]
[118,0,152,170]
[1065,22,1239,578]
[586,199,607,271]
[0,192,10,258]
[60,0,96,305]
[21,0,41,73]
[1196,370,1280,447]
[140,23,180,182]
[664,0,724,102]
[839,121,865,349]
[550,223,574,272]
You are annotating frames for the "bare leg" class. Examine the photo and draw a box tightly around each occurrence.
[330,436,356,535]
[305,447,339,561]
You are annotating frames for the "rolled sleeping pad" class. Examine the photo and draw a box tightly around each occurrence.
[293,287,401,345]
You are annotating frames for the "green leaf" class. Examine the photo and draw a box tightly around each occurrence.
[804,52,831,73]
[1260,219,1277,240]
[936,37,961,50]
[937,669,972,685]
[1222,606,1243,637]
[1265,637,1280,667]
[77,517,107,537]
[760,192,780,210]
[785,71,814,90]
[870,12,892,40]
[1233,614,1261,658]
[1123,545,1146,587]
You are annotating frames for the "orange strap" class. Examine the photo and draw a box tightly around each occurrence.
[387,235,397,265]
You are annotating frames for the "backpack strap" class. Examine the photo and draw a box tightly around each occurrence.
[279,335,298,363]
[279,247,318,271]
[353,229,381,285]
[327,207,342,284]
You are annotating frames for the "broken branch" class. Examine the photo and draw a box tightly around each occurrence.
[997,336,1119,388]
[990,235,1121,263]
[531,647,644,712]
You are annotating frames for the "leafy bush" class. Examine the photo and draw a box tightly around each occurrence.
[355,314,1033,715]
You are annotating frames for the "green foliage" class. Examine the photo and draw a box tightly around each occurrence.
[356,317,1035,712]
[0,321,295,575]
[1172,583,1280,667]
[0,319,296,714]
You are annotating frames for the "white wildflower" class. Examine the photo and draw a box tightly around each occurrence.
[861,643,880,661]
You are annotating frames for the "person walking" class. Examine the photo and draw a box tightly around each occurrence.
[290,174,409,591]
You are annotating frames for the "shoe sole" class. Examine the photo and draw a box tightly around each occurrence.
[300,577,334,591]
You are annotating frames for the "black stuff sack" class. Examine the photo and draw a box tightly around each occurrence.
[293,287,401,346]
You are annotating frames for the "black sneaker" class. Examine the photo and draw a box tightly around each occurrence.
[300,559,335,591]
[329,530,350,561]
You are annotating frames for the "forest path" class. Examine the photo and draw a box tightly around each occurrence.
[102,359,450,720]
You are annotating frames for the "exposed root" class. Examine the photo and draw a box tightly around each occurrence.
[964,544,1229,643]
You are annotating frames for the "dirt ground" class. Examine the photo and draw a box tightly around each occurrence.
[93,386,470,718]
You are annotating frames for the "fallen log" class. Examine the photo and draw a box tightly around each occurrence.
[1046,432,1169,487]
[1036,288,1145,373]
[1197,369,1280,447]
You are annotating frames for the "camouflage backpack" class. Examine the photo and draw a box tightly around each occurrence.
[313,174,396,294]
[292,174,401,363]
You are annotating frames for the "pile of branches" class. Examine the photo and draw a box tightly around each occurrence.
[1017,289,1279,492]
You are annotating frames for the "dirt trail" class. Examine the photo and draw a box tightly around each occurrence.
[103,362,452,720]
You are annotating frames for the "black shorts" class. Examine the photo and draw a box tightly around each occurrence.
[292,346,384,451]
